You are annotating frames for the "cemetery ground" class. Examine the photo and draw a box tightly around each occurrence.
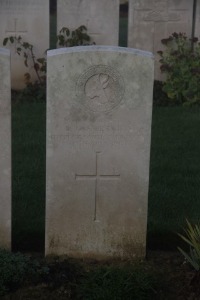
[1,92,199,299]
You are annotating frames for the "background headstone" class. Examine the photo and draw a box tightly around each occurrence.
[0,0,49,90]
[57,0,119,46]
[128,0,193,80]
[46,46,154,258]
[0,48,11,250]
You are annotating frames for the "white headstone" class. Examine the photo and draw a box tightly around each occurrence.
[0,0,49,89]
[45,46,154,259]
[0,48,11,250]
[195,0,200,39]
[128,0,193,80]
[57,0,119,46]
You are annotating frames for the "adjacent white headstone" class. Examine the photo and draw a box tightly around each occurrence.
[0,0,49,89]
[195,0,200,39]
[57,0,119,46]
[0,48,11,250]
[45,46,154,259]
[128,0,193,80]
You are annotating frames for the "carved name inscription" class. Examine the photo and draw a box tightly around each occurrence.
[0,0,44,15]
[61,1,81,15]
[142,0,180,22]
[76,65,124,112]
[48,121,131,149]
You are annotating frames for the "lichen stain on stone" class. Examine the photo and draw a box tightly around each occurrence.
[49,235,60,251]
[111,235,146,259]
[0,230,10,250]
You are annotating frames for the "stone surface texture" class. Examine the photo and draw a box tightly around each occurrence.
[46,46,154,259]
[57,0,119,46]
[0,48,11,250]
[128,0,193,80]
[0,0,49,89]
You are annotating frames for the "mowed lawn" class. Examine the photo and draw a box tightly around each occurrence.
[11,101,200,252]
[12,102,46,251]
[148,106,200,250]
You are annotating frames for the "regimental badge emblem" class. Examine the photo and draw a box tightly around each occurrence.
[76,65,124,112]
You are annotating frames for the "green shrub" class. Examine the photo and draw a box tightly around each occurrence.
[3,25,94,103]
[57,25,94,47]
[15,82,46,103]
[3,26,93,92]
[158,32,200,105]
[153,80,170,106]
[3,36,46,86]
[178,219,200,271]
[0,249,48,296]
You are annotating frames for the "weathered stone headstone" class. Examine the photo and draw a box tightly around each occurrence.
[45,46,154,259]
[0,0,49,89]
[0,48,11,250]
[195,0,200,39]
[57,0,119,46]
[128,0,193,79]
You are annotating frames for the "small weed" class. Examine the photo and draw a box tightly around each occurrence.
[77,265,159,300]
[178,219,200,271]
[3,25,94,94]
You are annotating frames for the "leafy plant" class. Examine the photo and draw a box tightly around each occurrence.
[178,219,200,271]
[57,25,94,47]
[15,81,46,102]
[153,80,170,106]
[3,36,46,86]
[158,32,200,105]
[3,26,94,91]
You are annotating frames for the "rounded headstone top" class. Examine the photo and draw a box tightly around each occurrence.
[47,46,154,58]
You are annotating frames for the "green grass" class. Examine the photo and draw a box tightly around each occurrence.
[11,101,200,252]
[119,17,128,47]
[12,102,46,251]
[148,106,200,249]
[77,264,159,300]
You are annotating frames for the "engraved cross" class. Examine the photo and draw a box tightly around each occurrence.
[75,152,120,221]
